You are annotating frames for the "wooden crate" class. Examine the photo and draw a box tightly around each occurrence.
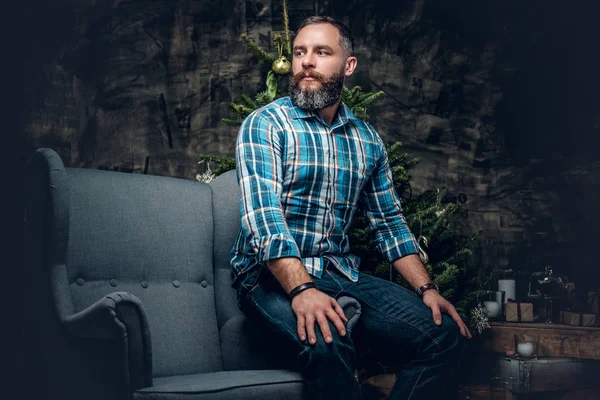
[458,385,600,400]
[493,357,600,393]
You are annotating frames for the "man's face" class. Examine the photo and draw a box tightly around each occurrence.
[289,23,355,111]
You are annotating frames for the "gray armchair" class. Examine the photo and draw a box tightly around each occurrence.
[23,148,361,400]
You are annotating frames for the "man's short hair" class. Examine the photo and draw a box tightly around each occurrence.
[297,16,355,58]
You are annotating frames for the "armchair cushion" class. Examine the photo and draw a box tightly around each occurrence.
[134,370,304,400]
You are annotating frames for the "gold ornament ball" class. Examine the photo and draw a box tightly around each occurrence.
[272,56,291,75]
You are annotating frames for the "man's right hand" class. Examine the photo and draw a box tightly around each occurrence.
[266,257,347,344]
[291,288,348,344]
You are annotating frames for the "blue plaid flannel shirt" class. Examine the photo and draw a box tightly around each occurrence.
[230,96,418,283]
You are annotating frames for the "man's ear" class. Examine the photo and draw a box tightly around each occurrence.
[344,56,357,77]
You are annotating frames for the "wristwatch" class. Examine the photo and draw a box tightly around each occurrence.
[416,282,438,297]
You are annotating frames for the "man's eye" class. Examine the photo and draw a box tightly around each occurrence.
[318,51,329,56]
[295,51,304,56]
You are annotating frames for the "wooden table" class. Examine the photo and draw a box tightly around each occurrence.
[483,322,600,360]
[459,322,600,399]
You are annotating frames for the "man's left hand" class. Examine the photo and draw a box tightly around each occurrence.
[422,291,472,338]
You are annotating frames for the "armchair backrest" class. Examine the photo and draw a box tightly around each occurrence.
[208,169,245,331]
[27,148,229,378]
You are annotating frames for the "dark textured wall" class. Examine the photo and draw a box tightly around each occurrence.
[19,0,600,291]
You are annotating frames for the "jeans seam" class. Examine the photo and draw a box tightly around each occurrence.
[247,281,261,293]
[248,294,302,345]
[407,365,428,400]
[350,295,442,348]
[324,268,345,294]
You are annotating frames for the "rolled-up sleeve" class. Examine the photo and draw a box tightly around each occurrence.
[359,144,419,263]
[236,112,301,265]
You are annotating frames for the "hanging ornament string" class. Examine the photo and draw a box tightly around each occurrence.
[271,0,292,75]
[282,0,291,56]
[417,219,429,265]
[272,39,291,75]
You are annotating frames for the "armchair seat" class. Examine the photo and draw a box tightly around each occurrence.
[135,370,304,400]
[23,148,361,400]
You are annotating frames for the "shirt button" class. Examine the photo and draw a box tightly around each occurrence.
[201,280,208,288]
[141,281,149,289]
[76,278,85,286]
[173,280,180,288]
[109,279,117,287]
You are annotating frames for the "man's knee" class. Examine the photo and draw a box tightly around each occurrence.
[300,328,356,368]
[437,315,467,355]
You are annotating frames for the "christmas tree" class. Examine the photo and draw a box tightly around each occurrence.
[198,0,488,333]
[348,142,484,318]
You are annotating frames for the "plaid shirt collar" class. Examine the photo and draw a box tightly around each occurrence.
[286,97,358,129]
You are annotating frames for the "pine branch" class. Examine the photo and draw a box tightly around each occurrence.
[229,102,255,117]
[348,85,363,104]
[239,94,258,110]
[198,154,236,175]
[342,85,364,108]
[255,91,272,105]
[240,33,276,63]
[354,91,386,109]
[221,118,242,127]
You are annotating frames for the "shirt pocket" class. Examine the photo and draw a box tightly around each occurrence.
[336,158,370,205]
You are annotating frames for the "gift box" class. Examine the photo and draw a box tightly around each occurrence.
[505,302,533,322]
[560,311,596,327]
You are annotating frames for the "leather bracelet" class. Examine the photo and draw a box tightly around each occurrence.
[289,282,317,299]
[416,282,438,297]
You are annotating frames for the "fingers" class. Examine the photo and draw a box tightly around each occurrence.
[292,291,350,344]
[447,307,472,339]
[426,294,473,339]
[325,308,347,338]
[296,315,307,342]
[430,303,442,325]
[316,313,334,343]
[332,299,349,324]
[305,314,317,345]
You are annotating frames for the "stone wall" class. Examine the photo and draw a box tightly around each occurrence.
[20,0,600,289]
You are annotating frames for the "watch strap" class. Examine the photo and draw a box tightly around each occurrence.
[289,282,317,299]
[416,282,438,297]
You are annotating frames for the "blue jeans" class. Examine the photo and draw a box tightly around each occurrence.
[237,263,466,400]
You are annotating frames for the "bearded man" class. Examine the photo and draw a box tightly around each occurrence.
[230,16,470,400]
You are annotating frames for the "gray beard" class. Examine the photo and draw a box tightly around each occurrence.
[289,72,345,111]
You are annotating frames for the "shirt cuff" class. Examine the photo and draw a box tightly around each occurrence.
[252,233,302,263]
[378,234,419,263]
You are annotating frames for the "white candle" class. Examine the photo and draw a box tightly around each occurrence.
[498,279,516,303]
[517,342,534,357]
[483,301,501,318]
[495,291,505,306]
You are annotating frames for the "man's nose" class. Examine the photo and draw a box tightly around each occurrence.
[301,52,316,69]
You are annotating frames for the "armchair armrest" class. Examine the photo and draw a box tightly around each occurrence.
[63,292,153,392]
[337,295,362,332]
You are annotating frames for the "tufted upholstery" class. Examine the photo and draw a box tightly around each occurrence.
[22,148,361,400]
